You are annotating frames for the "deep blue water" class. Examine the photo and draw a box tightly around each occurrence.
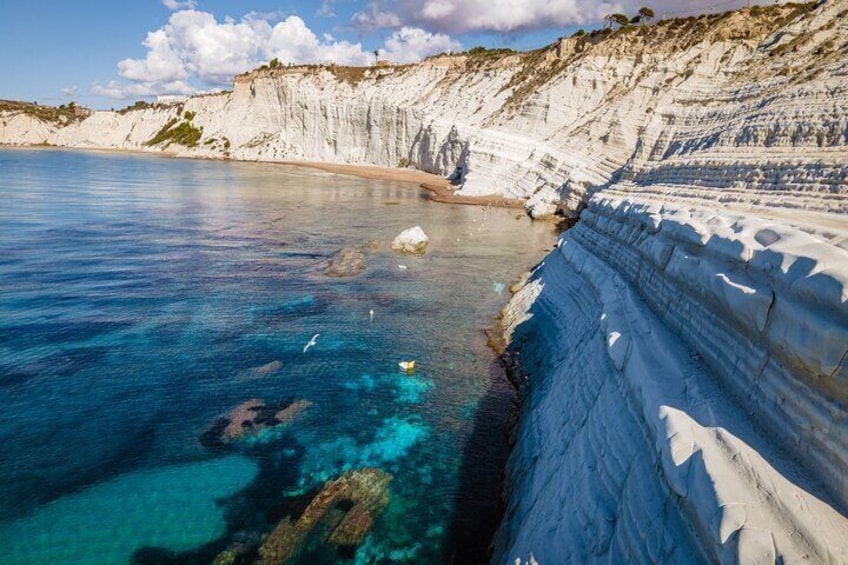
[0,148,554,564]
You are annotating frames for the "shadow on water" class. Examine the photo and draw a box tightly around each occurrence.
[443,353,517,564]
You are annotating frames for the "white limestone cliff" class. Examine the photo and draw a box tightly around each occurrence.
[1,1,846,562]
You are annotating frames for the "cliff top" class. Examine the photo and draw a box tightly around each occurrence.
[236,1,821,83]
[0,99,91,124]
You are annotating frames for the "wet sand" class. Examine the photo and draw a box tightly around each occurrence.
[285,161,526,209]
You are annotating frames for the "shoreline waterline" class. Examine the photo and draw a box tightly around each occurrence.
[0,143,532,210]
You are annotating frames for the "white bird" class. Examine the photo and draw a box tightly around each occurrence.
[398,264,407,271]
[369,308,374,321]
[303,333,319,353]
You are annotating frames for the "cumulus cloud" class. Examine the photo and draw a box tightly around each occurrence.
[380,27,461,63]
[351,2,403,30]
[93,8,456,99]
[317,1,338,17]
[352,0,794,33]
[162,0,196,10]
[91,79,194,99]
[125,11,275,86]
[61,85,78,97]
[265,16,373,67]
[353,0,621,32]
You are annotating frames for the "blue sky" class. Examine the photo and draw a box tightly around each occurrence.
[0,0,780,109]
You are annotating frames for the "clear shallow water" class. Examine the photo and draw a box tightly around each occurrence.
[0,149,555,564]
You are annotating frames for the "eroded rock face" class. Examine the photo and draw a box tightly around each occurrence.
[256,468,392,564]
[390,226,429,255]
[200,398,312,447]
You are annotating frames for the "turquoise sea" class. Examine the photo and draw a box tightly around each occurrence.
[0,149,554,564]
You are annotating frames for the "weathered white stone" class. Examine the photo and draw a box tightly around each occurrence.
[390,226,429,255]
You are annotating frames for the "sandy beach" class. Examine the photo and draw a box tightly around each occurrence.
[286,160,526,209]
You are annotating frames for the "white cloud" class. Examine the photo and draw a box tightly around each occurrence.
[352,0,794,33]
[352,0,617,32]
[61,85,78,97]
[380,27,461,63]
[91,79,194,99]
[351,2,403,30]
[95,8,455,99]
[266,15,373,66]
[317,1,337,17]
[162,0,196,10]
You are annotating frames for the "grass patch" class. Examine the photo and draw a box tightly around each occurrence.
[145,117,203,148]
[326,65,370,86]
[117,100,154,115]
[465,46,518,58]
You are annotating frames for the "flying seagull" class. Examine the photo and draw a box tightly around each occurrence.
[303,333,319,353]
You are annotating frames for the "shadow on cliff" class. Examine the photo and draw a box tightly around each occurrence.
[483,242,848,562]
[442,353,517,564]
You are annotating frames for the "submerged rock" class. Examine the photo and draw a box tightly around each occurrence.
[212,536,263,565]
[323,240,380,277]
[274,400,313,424]
[247,360,283,378]
[324,247,367,277]
[200,398,312,448]
[390,226,429,255]
[257,468,392,564]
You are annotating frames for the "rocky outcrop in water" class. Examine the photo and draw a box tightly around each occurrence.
[390,226,429,255]
[256,468,392,564]
[323,240,380,277]
[200,399,312,447]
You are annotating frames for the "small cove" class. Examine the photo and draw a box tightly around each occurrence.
[0,148,555,563]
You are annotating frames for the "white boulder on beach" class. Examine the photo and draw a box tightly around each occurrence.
[391,226,429,255]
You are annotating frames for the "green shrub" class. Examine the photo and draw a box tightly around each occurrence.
[145,117,203,148]
[117,100,153,114]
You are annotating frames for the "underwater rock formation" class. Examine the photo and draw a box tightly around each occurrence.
[200,399,312,447]
[256,468,392,564]
[323,240,380,277]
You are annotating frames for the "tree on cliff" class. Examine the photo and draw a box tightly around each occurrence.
[604,13,630,28]
[638,7,655,24]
